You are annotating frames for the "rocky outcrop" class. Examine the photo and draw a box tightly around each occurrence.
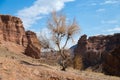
[24,31,41,59]
[24,44,40,59]
[0,15,27,46]
[0,15,41,59]
[102,46,120,76]
[73,35,87,69]
[74,33,120,76]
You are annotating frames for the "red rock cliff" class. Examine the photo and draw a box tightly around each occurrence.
[0,15,41,59]
[0,15,27,46]
[74,33,120,76]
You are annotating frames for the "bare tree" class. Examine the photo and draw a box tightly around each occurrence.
[38,31,54,52]
[47,11,80,71]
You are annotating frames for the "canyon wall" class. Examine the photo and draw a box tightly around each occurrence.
[74,33,120,76]
[0,15,41,59]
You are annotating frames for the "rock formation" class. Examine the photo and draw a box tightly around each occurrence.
[0,15,41,59]
[24,31,41,59]
[0,15,27,46]
[102,46,120,76]
[74,33,120,76]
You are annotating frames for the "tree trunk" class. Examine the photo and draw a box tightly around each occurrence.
[60,59,67,71]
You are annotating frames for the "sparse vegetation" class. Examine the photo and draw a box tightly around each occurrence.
[73,55,84,70]
[39,11,80,71]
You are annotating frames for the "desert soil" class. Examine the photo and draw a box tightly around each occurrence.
[0,46,120,80]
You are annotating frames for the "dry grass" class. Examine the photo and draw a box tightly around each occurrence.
[0,46,83,80]
[0,46,120,80]
[73,55,83,70]
[0,58,83,80]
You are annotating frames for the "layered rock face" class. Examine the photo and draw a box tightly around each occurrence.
[74,33,120,76]
[24,31,41,59]
[0,15,41,59]
[0,15,27,46]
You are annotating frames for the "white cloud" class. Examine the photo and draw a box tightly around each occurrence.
[100,0,120,5]
[101,20,118,24]
[16,0,74,29]
[39,28,51,37]
[107,27,120,32]
[91,3,97,6]
[96,8,105,12]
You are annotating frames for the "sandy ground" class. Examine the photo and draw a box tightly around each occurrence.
[0,46,120,80]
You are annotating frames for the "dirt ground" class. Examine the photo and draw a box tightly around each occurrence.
[0,46,120,80]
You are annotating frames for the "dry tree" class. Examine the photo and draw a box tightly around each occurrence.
[38,30,54,52]
[47,11,80,71]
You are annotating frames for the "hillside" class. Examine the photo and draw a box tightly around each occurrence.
[0,46,120,80]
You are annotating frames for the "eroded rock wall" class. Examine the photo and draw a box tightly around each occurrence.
[74,33,120,76]
[0,15,41,59]
[0,15,27,46]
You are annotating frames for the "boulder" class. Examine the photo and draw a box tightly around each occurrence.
[24,44,40,59]
[24,31,41,59]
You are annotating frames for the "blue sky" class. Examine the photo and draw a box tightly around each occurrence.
[0,0,120,47]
